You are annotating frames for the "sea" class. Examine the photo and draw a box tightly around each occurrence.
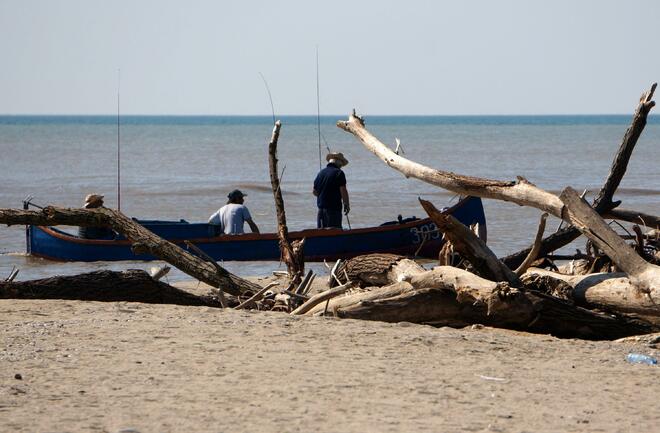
[1,115,659,283]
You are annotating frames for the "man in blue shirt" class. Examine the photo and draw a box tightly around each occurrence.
[313,152,350,229]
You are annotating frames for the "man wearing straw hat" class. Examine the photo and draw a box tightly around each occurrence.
[313,152,350,229]
[78,193,116,239]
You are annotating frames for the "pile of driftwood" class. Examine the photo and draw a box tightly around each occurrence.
[1,84,659,340]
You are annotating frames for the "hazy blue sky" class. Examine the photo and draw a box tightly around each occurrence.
[1,0,658,115]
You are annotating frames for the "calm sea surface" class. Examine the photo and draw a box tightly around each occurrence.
[1,115,658,282]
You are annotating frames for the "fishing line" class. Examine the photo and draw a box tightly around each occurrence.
[258,72,277,125]
[117,68,121,212]
[316,46,322,169]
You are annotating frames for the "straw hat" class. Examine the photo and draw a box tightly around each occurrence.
[84,194,104,208]
[326,152,349,167]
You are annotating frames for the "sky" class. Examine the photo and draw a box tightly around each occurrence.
[1,0,658,115]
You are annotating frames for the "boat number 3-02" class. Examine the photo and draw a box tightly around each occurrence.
[410,222,440,244]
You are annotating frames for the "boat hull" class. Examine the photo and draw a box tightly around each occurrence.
[27,197,486,262]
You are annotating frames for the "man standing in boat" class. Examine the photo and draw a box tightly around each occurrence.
[209,189,260,235]
[313,152,350,229]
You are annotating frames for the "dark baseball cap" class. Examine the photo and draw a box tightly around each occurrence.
[227,189,246,200]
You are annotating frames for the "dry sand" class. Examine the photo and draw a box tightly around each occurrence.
[1,276,659,433]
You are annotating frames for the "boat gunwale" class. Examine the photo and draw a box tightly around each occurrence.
[32,216,438,246]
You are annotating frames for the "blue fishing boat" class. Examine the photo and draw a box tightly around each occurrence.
[26,196,486,262]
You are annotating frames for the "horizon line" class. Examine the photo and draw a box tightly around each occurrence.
[0,112,652,117]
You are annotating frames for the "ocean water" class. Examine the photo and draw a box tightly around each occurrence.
[1,115,658,282]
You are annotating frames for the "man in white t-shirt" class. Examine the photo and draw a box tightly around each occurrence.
[208,189,260,235]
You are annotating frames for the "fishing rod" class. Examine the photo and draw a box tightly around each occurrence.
[258,72,276,125]
[316,47,322,169]
[116,70,121,211]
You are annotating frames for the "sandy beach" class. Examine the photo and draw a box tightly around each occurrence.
[1,276,659,433]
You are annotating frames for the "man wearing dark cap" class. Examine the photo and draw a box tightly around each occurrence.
[208,189,260,234]
[313,152,350,229]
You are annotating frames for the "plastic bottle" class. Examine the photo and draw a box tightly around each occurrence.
[625,353,658,365]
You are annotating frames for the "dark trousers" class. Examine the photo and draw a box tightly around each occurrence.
[317,208,342,229]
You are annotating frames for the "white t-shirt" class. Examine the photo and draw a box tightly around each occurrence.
[208,204,252,234]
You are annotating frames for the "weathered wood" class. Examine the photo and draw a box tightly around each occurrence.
[330,266,656,339]
[515,213,548,276]
[337,110,565,216]
[0,269,221,307]
[419,198,520,285]
[291,282,355,315]
[502,84,657,268]
[0,206,261,297]
[329,253,426,288]
[267,120,305,285]
[522,268,660,326]
[559,187,660,291]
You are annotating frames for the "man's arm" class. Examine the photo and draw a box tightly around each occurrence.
[340,185,350,215]
[246,218,260,233]
[313,189,319,197]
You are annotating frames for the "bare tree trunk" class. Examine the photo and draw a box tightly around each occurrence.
[267,120,305,285]
[559,187,660,293]
[323,266,656,339]
[0,269,221,307]
[419,198,520,285]
[0,207,261,297]
[502,83,657,268]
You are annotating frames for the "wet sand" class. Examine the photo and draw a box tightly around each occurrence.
[1,278,659,433]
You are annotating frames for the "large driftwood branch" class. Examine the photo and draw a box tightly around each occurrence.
[559,187,660,292]
[0,207,261,297]
[502,84,657,268]
[418,198,520,285]
[267,120,305,284]
[316,266,655,339]
[522,268,660,326]
[0,269,221,307]
[337,111,565,216]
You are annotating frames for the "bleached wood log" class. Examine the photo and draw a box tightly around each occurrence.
[522,268,660,326]
[329,266,655,339]
[559,187,660,292]
[503,83,657,267]
[336,102,660,290]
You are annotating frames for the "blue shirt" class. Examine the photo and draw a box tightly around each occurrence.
[314,163,346,210]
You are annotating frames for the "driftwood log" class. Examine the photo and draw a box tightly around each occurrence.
[267,120,305,285]
[336,101,660,293]
[502,83,657,267]
[0,269,221,307]
[418,198,520,285]
[329,253,426,288]
[337,84,657,269]
[522,268,660,327]
[313,265,656,339]
[0,207,261,297]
